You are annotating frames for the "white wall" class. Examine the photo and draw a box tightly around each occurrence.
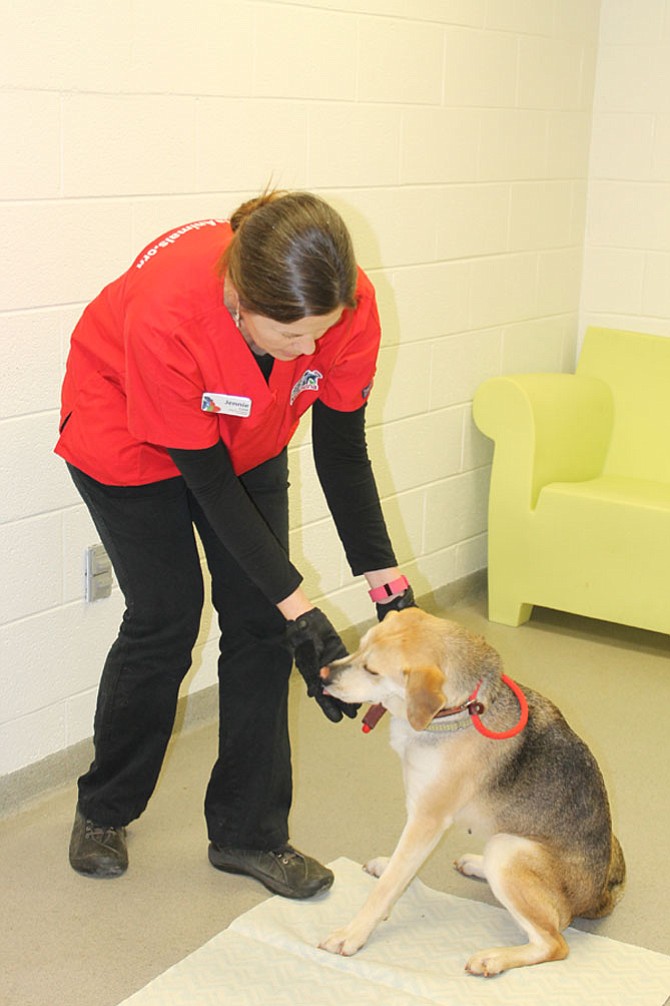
[0,0,601,778]
[581,0,670,336]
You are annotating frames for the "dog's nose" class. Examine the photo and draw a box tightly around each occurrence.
[319,666,330,682]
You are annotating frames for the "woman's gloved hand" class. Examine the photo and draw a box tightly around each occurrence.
[286,608,360,722]
[376,584,418,622]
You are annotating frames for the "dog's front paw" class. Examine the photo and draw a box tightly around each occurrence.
[319,926,368,957]
[363,856,389,878]
[465,948,507,978]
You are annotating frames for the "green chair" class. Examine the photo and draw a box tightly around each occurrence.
[473,327,670,634]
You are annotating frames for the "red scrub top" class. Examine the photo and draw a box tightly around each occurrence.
[55,219,381,486]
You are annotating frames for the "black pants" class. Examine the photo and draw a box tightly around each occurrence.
[68,452,293,851]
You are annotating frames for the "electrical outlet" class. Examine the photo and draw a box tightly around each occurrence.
[85,544,113,602]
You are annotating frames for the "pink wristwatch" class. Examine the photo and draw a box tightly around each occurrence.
[368,575,409,602]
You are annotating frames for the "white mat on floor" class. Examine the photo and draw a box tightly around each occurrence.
[119,858,670,1006]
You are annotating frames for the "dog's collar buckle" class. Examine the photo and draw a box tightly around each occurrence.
[433,692,484,720]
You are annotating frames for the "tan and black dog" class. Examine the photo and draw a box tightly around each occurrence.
[319,608,625,976]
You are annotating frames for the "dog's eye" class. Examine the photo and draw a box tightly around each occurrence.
[363,664,379,677]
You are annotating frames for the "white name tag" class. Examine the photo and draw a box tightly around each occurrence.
[201,393,252,418]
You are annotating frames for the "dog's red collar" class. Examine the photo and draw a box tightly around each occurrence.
[361,675,528,738]
[468,675,528,740]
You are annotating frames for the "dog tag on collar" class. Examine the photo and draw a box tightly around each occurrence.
[201,392,252,417]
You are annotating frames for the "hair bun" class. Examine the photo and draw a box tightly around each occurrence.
[230,190,287,232]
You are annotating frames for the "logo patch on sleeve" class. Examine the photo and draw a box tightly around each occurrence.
[290,369,323,406]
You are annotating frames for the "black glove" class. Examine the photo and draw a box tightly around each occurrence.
[286,608,360,723]
[376,584,418,622]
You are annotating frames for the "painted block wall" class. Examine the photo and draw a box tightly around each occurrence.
[0,0,601,778]
[581,0,670,337]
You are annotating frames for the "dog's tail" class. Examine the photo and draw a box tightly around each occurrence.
[582,834,626,919]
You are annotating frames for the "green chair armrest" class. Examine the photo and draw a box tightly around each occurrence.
[473,374,614,508]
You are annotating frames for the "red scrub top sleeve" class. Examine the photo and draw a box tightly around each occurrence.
[318,278,382,413]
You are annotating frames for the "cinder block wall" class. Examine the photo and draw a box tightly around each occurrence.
[1,0,601,778]
[581,0,670,337]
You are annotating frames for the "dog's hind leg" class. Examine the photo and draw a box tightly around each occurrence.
[363,856,390,878]
[454,853,486,880]
[465,834,571,977]
[581,833,626,919]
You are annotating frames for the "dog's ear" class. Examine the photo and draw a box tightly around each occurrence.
[405,664,446,732]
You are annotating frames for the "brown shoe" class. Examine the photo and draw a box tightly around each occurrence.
[208,843,333,899]
[69,807,128,878]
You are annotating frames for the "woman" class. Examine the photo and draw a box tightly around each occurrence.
[55,191,415,898]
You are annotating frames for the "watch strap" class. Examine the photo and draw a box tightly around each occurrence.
[368,575,409,602]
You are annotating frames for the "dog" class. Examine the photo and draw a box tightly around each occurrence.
[318,608,625,976]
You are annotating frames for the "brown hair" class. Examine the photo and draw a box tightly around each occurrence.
[218,191,358,322]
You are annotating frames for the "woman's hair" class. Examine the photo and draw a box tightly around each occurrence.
[218,190,358,322]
